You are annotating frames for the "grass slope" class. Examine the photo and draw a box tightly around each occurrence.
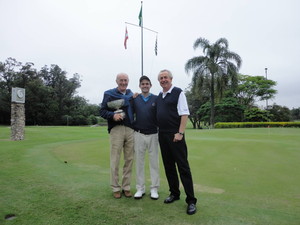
[0,126,300,225]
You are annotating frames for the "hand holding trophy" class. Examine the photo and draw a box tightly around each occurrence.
[107,99,126,120]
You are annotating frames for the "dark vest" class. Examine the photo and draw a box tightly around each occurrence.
[133,94,158,134]
[156,87,182,133]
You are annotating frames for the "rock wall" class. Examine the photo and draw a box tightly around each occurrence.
[11,103,25,141]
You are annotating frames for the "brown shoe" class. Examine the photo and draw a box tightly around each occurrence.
[122,190,132,198]
[113,191,121,199]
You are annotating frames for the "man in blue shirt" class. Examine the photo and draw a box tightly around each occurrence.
[133,76,160,200]
[100,73,134,199]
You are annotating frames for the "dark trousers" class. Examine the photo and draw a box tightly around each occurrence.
[158,132,197,204]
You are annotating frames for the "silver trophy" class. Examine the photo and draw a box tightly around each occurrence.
[107,99,126,119]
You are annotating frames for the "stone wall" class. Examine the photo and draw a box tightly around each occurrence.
[11,103,25,141]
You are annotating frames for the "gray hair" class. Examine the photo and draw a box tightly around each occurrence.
[116,73,129,81]
[158,69,173,80]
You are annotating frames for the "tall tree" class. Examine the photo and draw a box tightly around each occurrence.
[0,58,22,124]
[0,58,86,125]
[185,37,242,127]
[235,74,277,108]
[268,104,291,122]
[39,65,81,124]
[185,83,210,129]
[291,107,300,121]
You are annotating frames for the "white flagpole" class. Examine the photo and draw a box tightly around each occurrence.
[125,1,158,76]
[140,1,143,76]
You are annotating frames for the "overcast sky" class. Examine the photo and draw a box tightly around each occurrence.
[1,0,299,108]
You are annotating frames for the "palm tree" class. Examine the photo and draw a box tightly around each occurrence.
[185,37,242,128]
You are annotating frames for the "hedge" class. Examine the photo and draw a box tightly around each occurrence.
[214,122,300,128]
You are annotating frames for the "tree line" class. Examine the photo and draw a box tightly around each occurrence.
[1,37,300,127]
[0,58,99,125]
[184,37,300,128]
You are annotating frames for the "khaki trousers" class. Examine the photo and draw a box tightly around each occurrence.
[109,125,134,192]
[134,132,160,192]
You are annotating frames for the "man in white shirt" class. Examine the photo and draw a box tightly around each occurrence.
[156,69,197,215]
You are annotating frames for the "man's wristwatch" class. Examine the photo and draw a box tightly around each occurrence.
[178,132,184,136]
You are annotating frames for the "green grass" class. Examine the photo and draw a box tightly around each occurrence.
[1,126,300,225]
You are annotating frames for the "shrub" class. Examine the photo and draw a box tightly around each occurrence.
[215,122,300,128]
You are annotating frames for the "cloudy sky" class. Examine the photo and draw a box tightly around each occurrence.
[1,0,299,108]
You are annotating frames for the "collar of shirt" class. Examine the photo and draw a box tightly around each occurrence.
[161,85,174,98]
[116,88,127,95]
[141,93,152,102]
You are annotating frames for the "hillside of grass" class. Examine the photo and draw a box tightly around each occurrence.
[1,126,300,225]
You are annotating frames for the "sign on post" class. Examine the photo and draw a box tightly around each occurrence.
[11,87,26,141]
[11,88,26,103]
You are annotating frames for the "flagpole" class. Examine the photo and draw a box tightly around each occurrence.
[140,1,143,76]
[125,2,158,77]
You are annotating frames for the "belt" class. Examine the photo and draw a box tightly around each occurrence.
[136,129,157,135]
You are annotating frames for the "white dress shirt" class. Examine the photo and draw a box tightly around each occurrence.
[161,85,190,116]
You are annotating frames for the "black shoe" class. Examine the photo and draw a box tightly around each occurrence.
[164,195,180,204]
[187,203,197,215]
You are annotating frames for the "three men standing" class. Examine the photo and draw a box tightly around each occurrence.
[100,70,197,215]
